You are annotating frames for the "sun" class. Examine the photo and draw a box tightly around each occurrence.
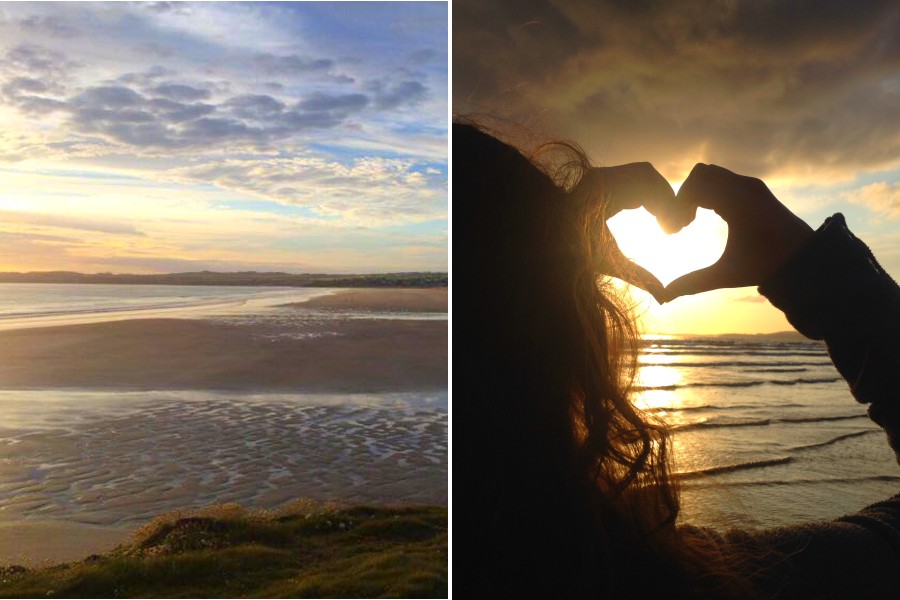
[606,206,728,287]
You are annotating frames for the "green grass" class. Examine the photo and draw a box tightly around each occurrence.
[0,501,447,598]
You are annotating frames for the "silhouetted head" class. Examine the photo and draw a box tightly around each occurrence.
[455,121,744,598]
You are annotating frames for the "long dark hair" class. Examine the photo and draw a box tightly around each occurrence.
[454,121,748,598]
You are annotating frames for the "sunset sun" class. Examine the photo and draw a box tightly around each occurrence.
[607,206,728,287]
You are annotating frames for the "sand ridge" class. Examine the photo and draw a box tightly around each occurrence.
[288,287,448,313]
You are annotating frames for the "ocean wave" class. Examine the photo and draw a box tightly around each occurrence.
[647,402,806,413]
[638,360,832,368]
[683,474,900,489]
[789,430,880,452]
[675,430,882,478]
[635,377,842,392]
[674,413,867,431]
[643,339,822,348]
[644,348,828,357]
[675,456,794,479]
[0,296,248,321]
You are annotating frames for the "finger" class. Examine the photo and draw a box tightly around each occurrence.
[657,202,697,235]
[677,163,759,220]
[592,162,674,217]
[664,263,729,301]
[597,162,700,236]
[594,230,665,303]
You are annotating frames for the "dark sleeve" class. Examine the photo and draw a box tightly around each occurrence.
[758,213,900,454]
[718,214,900,597]
[705,499,900,598]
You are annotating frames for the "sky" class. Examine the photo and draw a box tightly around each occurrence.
[454,0,900,334]
[0,1,448,274]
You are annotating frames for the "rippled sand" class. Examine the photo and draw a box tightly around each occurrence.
[0,288,448,564]
[0,393,446,524]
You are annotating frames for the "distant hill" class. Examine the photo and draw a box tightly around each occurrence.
[0,271,448,288]
[707,331,810,343]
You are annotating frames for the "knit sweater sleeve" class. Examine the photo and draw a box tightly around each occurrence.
[758,212,900,455]
[720,213,900,598]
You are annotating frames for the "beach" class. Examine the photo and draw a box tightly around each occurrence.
[0,288,447,392]
[0,287,448,565]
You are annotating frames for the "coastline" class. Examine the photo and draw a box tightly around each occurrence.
[0,288,448,565]
[286,287,447,312]
[0,288,447,392]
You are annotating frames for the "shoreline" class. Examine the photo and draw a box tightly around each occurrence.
[0,289,447,393]
[287,287,448,313]
[0,288,448,566]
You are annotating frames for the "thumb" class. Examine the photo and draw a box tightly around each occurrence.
[664,263,727,301]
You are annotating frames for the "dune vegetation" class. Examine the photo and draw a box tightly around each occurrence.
[0,501,447,599]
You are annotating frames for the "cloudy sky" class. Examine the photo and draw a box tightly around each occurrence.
[455,0,900,333]
[0,1,447,274]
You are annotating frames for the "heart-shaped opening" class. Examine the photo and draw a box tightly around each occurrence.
[606,207,728,287]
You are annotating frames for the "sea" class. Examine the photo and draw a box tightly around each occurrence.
[637,335,900,530]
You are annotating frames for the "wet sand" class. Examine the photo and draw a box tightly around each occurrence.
[0,392,447,564]
[0,521,130,565]
[0,288,447,564]
[0,317,446,393]
[291,287,447,312]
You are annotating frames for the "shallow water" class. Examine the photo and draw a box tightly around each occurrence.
[0,283,334,329]
[638,337,900,529]
[0,391,447,527]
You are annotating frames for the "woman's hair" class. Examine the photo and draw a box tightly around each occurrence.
[455,120,748,598]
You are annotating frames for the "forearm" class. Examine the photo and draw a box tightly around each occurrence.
[759,213,900,453]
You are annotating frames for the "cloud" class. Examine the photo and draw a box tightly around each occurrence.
[0,44,75,113]
[371,80,428,110]
[117,66,176,86]
[0,210,144,235]
[251,53,333,76]
[297,92,369,113]
[0,230,77,244]
[167,155,446,223]
[90,255,315,274]
[143,2,180,14]
[224,94,285,120]
[733,294,767,303]
[453,0,900,182]
[845,182,900,218]
[409,48,440,64]
[150,83,210,102]
[19,15,79,38]
[1,65,376,150]
[2,43,76,76]
[74,85,143,108]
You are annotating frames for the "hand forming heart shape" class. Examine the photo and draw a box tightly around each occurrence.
[607,206,727,288]
[592,162,814,303]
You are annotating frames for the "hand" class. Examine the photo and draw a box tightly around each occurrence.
[579,162,695,303]
[664,164,814,301]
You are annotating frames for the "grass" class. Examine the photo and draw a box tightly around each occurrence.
[0,501,447,598]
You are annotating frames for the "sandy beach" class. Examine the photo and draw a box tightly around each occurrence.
[0,288,447,392]
[0,287,448,565]
[290,287,448,312]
